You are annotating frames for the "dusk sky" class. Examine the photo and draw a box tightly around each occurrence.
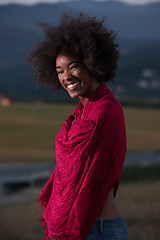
[0,0,160,5]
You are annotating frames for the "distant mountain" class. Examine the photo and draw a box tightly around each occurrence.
[0,0,160,101]
[1,1,160,40]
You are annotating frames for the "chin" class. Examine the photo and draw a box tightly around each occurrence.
[68,90,81,99]
[68,92,79,99]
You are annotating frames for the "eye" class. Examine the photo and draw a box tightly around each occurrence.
[70,64,79,70]
[57,70,63,75]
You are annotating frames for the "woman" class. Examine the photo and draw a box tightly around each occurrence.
[27,13,128,240]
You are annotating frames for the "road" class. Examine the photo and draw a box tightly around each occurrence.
[0,152,160,202]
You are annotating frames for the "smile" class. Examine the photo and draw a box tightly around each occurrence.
[67,82,80,90]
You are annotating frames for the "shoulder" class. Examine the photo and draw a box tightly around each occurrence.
[91,96,126,138]
[90,94,124,122]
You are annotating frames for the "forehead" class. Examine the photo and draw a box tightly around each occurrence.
[56,54,79,66]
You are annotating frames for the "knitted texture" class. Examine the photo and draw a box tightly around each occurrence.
[38,84,126,240]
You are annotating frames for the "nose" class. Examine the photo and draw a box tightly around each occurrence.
[63,70,72,81]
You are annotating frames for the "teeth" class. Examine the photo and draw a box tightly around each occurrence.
[67,82,79,90]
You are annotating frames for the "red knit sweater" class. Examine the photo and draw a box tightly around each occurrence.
[38,84,126,240]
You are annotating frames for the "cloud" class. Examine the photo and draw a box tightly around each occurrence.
[0,0,160,5]
[0,0,72,5]
[97,0,160,4]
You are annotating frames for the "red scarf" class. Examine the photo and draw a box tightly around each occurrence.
[38,84,126,240]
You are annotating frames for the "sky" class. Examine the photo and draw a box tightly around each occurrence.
[0,0,160,6]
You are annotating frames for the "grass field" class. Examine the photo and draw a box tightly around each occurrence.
[0,180,159,240]
[0,103,160,164]
[0,103,160,240]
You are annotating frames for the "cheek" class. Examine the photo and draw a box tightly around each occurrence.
[58,77,67,90]
[81,73,90,85]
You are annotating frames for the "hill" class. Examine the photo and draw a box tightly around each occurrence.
[0,0,160,101]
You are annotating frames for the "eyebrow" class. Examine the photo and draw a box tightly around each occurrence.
[56,60,79,69]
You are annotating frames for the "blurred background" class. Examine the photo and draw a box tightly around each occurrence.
[0,0,160,239]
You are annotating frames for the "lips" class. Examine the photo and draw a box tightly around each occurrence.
[66,81,80,90]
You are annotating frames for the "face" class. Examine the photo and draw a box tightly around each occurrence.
[56,54,100,104]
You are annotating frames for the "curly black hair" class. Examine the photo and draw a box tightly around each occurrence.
[27,13,119,90]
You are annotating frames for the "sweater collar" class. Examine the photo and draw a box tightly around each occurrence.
[75,84,113,119]
[88,84,112,102]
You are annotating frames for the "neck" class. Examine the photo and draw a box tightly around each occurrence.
[79,96,89,107]
[79,82,101,107]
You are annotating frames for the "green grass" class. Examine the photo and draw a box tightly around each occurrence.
[0,103,160,164]
[117,181,160,240]
[0,103,159,240]
[0,103,75,164]
[0,180,160,240]
[124,107,160,152]
[121,165,160,182]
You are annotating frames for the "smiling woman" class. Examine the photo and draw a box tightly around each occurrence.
[27,13,119,90]
[27,13,128,240]
[56,54,100,105]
